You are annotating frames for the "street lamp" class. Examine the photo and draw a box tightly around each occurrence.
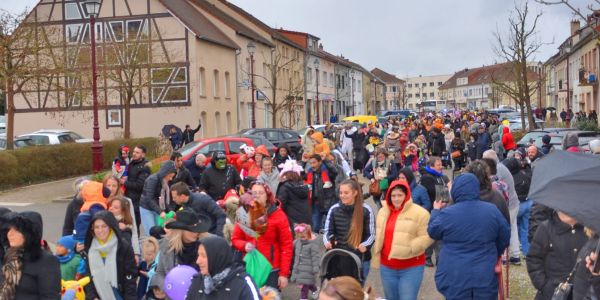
[350,69,355,116]
[84,0,103,173]
[247,41,256,128]
[314,58,320,124]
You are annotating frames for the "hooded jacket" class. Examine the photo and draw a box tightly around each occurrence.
[2,212,61,300]
[231,201,294,277]
[371,180,433,270]
[199,156,242,201]
[277,180,311,227]
[427,173,510,300]
[290,236,321,285]
[311,132,331,158]
[563,131,580,151]
[140,160,178,214]
[501,126,517,151]
[427,131,446,156]
[187,237,260,300]
[124,157,151,205]
[504,157,532,202]
[526,213,587,300]
[84,211,138,300]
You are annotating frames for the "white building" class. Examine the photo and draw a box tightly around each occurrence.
[405,74,452,110]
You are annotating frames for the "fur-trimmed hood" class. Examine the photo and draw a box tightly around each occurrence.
[4,211,43,261]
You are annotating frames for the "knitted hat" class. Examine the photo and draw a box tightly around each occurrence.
[541,135,551,144]
[57,235,77,252]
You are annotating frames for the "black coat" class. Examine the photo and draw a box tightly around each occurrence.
[171,166,197,189]
[308,165,337,213]
[62,194,83,236]
[84,212,138,300]
[183,124,201,145]
[529,203,554,242]
[170,193,226,237]
[504,158,532,202]
[186,265,260,300]
[323,202,375,262]
[124,158,151,205]
[573,235,599,300]
[140,161,177,214]
[184,159,206,187]
[198,165,242,201]
[419,169,449,204]
[277,181,311,227]
[428,133,446,156]
[14,251,61,300]
[526,214,588,300]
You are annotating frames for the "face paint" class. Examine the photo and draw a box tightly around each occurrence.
[215,159,227,169]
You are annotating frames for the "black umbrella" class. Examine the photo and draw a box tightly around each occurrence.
[161,124,182,137]
[528,150,600,232]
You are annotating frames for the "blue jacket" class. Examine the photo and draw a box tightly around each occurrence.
[410,182,432,211]
[428,173,510,300]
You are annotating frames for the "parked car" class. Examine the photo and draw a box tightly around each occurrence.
[0,115,5,134]
[544,131,599,151]
[224,134,277,153]
[178,137,263,171]
[342,115,378,124]
[238,128,302,155]
[18,129,93,145]
[516,128,579,147]
[507,117,545,132]
[377,110,413,119]
[0,134,35,150]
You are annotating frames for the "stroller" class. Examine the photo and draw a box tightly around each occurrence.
[319,248,364,287]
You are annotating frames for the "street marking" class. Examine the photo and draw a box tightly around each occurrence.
[0,202,33,207]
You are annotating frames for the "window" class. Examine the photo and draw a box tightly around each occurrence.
[65,2,81,20]
[199,67,206,97]
[110,21,124,42]
[66,24,82,43]
[213,70,220,97]
[408,83,412,88]
[392,86,397,92]
[438,82,443,86]
[336,74,340,88]
[196,141,225,156]
[415,93,420,98]
[429,82,434,86]
[214,112,221,136]
[28,135,50,145]
[421,83,427,87]
[330,74,334,87]
[322,71,327,86]
[265,130,280,141]
[342,76,345,89]
[126,20,142,40]
[58,135,76,144]
[173,67,187,83]
[429,92,434,97]
[151,68,171,84]
[358,80,361,92]
[307,68,312,84]
[228,141,247,154]
[352,79,356,92]
[224,72,231,98]
[408,93,412,98]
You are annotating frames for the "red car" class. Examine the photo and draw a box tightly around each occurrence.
[179,137,266,171]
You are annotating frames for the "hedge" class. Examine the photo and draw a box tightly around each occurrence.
[0,137,160,190]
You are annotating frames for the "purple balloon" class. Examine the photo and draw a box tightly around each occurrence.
[164,265,198,300]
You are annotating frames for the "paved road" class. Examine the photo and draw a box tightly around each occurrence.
[0,175,444,299]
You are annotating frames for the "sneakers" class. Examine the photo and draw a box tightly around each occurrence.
[509,257,522,265]
[323,181,333,188]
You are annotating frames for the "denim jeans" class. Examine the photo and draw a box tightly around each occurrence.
[312,202,324,232]
[517,199,533,255]
[380,265,425,300]
[362,260,371,283]
[140,207,158,237]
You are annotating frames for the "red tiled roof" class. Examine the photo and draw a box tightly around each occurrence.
[158,0,239,50]
[370,68,404,84]
[439,62,540,90]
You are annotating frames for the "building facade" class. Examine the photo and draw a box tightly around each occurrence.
[370,68,405,111]
[405,74,452,110]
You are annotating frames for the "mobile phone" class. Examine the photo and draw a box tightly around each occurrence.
[593,240,600,274]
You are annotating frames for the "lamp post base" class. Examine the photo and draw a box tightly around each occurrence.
[91,141,104,173]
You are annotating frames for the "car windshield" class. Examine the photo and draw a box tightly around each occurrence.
[14,139,34,148]
[179,141,204,158]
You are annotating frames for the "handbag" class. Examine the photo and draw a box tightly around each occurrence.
[369,180,382,197]
[552,259,580,300]
[451,150,461,159]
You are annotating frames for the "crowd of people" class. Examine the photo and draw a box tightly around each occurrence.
[0,110,599,300]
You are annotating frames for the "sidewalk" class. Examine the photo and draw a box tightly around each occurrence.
[0,177,77,204]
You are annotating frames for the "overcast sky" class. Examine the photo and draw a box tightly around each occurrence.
[2,0,594,78]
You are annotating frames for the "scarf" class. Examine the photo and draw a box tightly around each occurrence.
[56,251,75,264]
[0,248,24,300]
[88,231,119,300]
[159,180,170,210]
[177,242,198,267]
[203,267,231,295]
[424,166,444,177]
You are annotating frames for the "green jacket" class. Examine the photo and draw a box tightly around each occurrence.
[60,254,82,281]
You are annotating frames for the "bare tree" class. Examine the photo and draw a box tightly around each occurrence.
[536,0,600,29]
[0,9,65,149]
[492,1,542,130]
[245,46,303,128]
[280,66,305,128]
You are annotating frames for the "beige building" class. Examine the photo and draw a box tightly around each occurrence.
[370,68,405,111]
[12,0,307,141]
[405,74,452,110]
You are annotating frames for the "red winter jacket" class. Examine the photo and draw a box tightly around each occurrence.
[232,201,294,277]
[501,127,516,151]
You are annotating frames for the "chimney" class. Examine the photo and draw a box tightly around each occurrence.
[570,19,580,36]
[319,43,323,51]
